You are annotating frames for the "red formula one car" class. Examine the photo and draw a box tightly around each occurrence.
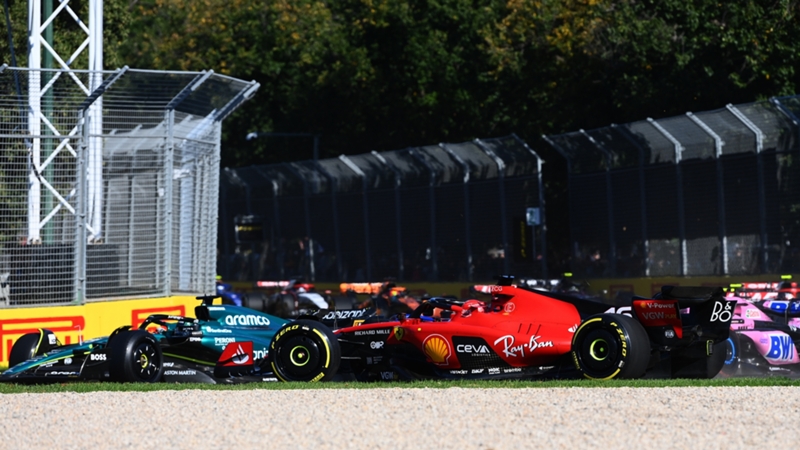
[267,276,735,382]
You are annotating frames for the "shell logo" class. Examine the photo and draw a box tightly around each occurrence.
[423,334,451,365]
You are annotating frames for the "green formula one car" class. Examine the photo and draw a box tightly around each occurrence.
[0,297,290,383]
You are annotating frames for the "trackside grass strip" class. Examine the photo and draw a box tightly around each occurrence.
[1,377,799,394]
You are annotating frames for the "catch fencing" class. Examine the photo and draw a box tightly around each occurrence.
[219,135,546,283]
[544,96,800,278]
[0,65,258,306]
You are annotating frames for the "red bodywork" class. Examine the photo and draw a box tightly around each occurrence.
[335,284,581,369]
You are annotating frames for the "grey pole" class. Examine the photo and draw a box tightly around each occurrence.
[439,143,474,281]
[475,139,510,275]
[371,151,405,280]
[409,148,439,281]
[648,118,687,275]
[727,104,768,271]
[613,124,650,277]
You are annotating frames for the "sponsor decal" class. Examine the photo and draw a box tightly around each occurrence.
[503,367,522,373]
[48,334,57,345]
[393,327,405,341]
[645,302,675,309]
[767,335,795,361]
[205,327,232,334]
[1,316,86,364]
[422,335,452,365]
[369,341,384,350]
[488,367,500,374]
[224,315,270,327]
[380,371,395,380]
[45,371,79,377]
[322,310,367,320]
[64,357,73,365]
[207,307,225,311]
[214,337,236,347]
[710,301,733,323]
[164,370,198,376]
[745,309,761,319]
[493,335,554,358]
[456,343,490,354]
[218,341,254,367]
[641,312,677,320]
[504,303,516,313]
[163,362,175,367]
[449,369,468,375]
[603,306,632,317]
[354,328,391,336]
[568,324,578,333]
[89,353,107,361]
[471,369,484,374]
[764,301,800,314]
[189,337,202,342]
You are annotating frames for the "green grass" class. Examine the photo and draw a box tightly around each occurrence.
[1,377,799,394]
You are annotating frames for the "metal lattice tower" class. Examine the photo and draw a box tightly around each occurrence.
[27,0,104,244]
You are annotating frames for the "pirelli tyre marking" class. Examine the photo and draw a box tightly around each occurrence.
[269,320,340,382]
[571,314,649,380]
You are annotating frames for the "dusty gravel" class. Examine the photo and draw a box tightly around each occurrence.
[0,386,795,449]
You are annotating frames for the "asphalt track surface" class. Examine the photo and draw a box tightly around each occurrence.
[1,386,795,449]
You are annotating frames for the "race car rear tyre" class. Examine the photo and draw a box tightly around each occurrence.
[270,319,341,382]
[572,313,650,379]
[8,330,56,368]
[108,330,164,383]
[268,294,297,318]
[671,341,727,379]
[244,292,267,312]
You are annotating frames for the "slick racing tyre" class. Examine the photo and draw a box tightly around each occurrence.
[671,341,727,379]
[572,313,650,379]
[268,294,297,318]
[8,330,56,368]
[270,319,341,382]
[244,292,267,312]
[108,330,164,383]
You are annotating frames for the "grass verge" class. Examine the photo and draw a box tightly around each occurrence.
[1,377,799,394]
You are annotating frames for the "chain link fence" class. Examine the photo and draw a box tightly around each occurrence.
[0,65,258,306]
[218,135,546,283]
[544,96,800,278]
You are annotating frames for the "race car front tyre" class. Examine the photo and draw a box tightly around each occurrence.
[670,341,727,379]
[571,313,650,379]
[8,330,56,368]
[270,319,341,382]
[108,330,164,383]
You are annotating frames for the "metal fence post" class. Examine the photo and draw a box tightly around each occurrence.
[613,124,650,276]
[440,143,473,281]
[371,151,405,280]
[580,129,617,276]
[284,163,315,281]
[512,133,548,278]
[74,111,88,303]
[648,118,688,275]
[687,112,728,275]
[475,139,510,275]
[410,148,438,281]
[542,135,573,275]
[163,109,175,296]
[315,162,344,281]
[339,155,372,280]
[727,104,768,271]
